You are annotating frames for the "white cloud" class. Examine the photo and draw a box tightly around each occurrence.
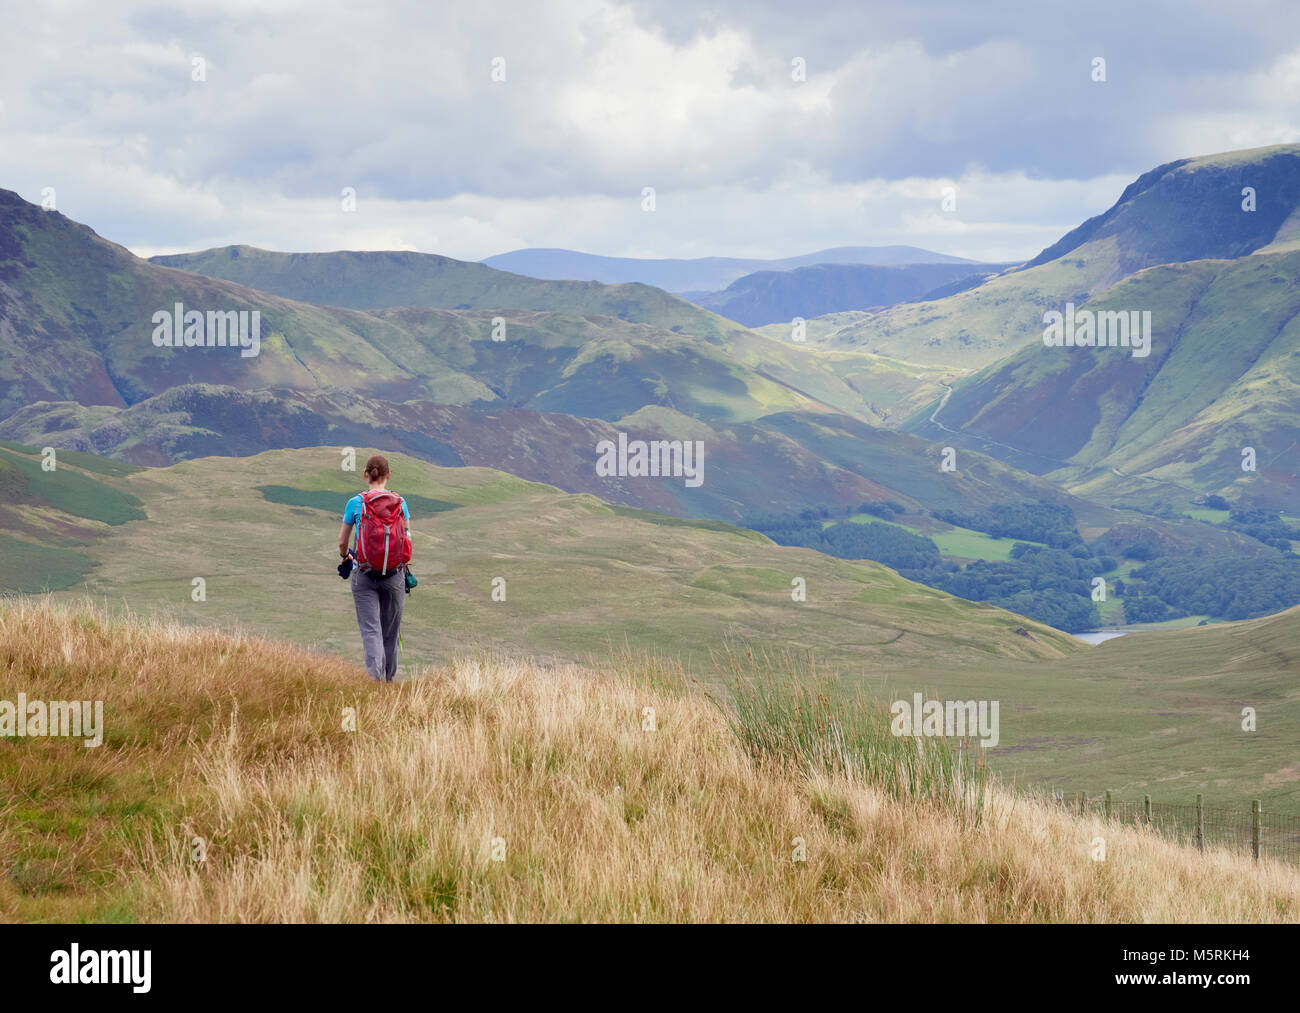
[1,0,1298,261]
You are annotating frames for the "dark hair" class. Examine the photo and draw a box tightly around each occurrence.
[364,455,391,481]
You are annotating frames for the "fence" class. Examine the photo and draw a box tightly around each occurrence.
[1051,791,1300,866]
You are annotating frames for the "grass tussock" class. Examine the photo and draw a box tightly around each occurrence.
[2,598,1299,923]
[726,672,986,827]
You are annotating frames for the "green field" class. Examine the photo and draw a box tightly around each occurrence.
[0,447,145,525]
[0,534,96,592]
[835,511,1040,561]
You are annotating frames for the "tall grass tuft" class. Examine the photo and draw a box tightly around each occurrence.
[726,669,986,826]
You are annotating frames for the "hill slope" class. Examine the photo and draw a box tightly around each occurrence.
[0,190,1106,524]
[0,189,498,419]
[3,598,1296,923]
[907,250,1300,510]
[4,189,875,424]
[0,400,1128,530]
[5,444,1296,811]
[6,446,1080,670]
[149,244,736,335]
[0,188,919,460]
[693,261,1008,327]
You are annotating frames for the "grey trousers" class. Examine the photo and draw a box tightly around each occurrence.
[351,568,405,681]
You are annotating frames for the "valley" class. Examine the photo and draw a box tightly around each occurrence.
[2,143,1299,820]
[2,442,1297,815]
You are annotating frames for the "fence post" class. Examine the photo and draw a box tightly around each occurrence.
[1252,799,1261,863]
[1196,793,1204,854]
[1105,790,1112,820]
[1144,794,1151,827]
[1079,792,1086,815]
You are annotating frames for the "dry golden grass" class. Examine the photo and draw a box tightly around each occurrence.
[2,598,1298,923]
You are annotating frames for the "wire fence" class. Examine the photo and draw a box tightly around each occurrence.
[1048,791,1300,865]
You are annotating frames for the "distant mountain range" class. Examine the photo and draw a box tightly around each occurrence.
[692,261,1012,327]
[1,188,1063,522]
[479,245,976,293]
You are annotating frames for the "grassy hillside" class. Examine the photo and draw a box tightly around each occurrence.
[907,249,1300,511]
[4,184,1186,539]
[143,248,950,429]
[5,445,1296,813]
[0,189,495,418]
[3,599,1296,923]
[0,442,146,592]
[26,447,1079,671]
[996,607,1300,813]
[0,189,890,434]
[0,392,1019,521]
[149,245,741,337]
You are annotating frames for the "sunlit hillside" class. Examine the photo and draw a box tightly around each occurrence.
[2,601,1296,923]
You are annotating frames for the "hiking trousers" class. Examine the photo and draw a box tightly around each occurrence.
[351,568,405,681]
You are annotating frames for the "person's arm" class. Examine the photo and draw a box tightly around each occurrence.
[338,522,354,558]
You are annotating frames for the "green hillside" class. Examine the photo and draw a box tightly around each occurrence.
[0,189,496,419]
[3,189,897,425]
[7,445,1298,814]
[146,247,936,426]
[0,442,146,592]
[962,606,1300,814]
[150,244,739,337]
[0,185,1094,526]
[908,250,1300,511]
[16,447,1080,673]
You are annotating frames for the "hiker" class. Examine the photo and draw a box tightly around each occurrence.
[337,455,413,682]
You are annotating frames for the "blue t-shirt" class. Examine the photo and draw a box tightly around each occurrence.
[343,492,410,526]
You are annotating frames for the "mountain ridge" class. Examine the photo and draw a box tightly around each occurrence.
[479,244,978,292]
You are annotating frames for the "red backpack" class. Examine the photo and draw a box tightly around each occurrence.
[355,490,412,575]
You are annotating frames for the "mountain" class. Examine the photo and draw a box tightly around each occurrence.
[0,189,888,428]
[825,143,1300,369]
[0,190,503,419]
[906,234,1300,512]
[0,389,1112,525]
[480,245,976,293]
[150,244,736,335]
[692,261,1010,327]
[5,148,1293,599]
[2,188,1086,527]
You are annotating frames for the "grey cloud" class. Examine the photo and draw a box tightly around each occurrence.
[1,0,1297,259]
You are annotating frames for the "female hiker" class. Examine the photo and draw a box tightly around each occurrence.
[337,455,413,681]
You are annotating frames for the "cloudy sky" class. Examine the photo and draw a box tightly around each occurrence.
[3,0,1300,263]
